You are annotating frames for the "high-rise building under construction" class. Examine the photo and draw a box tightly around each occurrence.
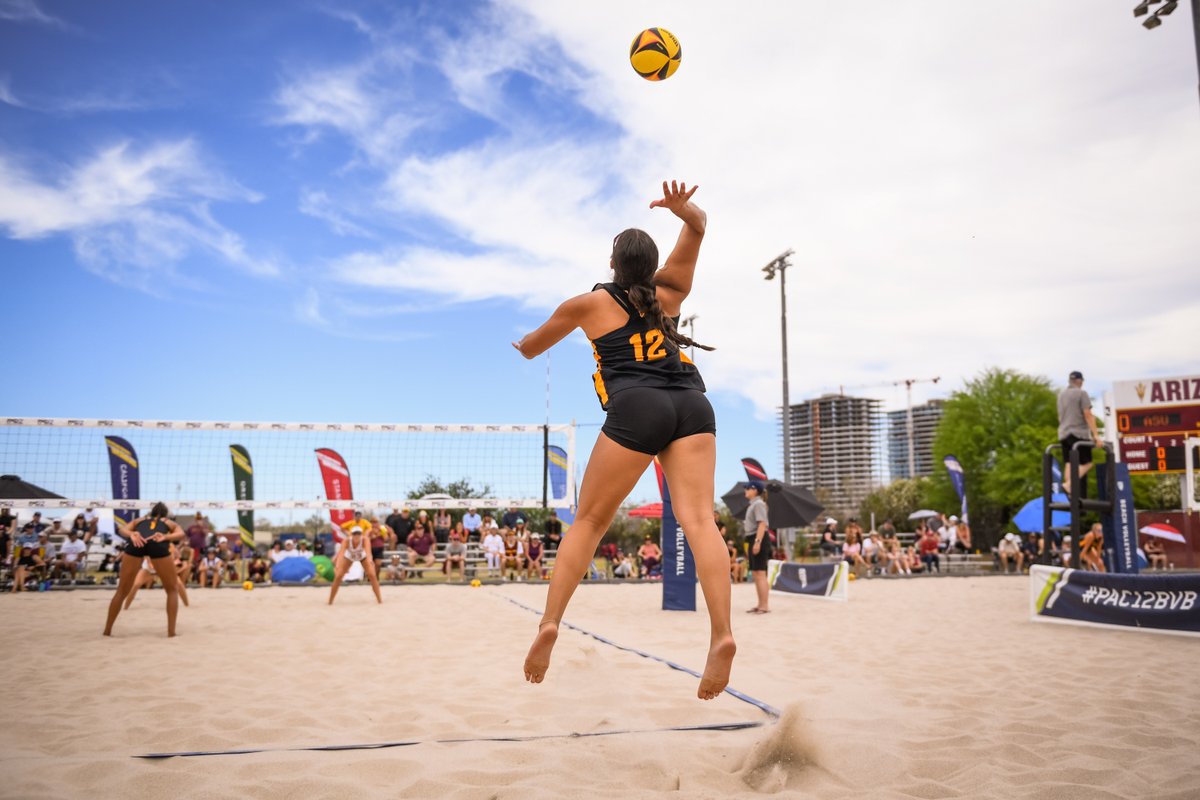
[887,399,946,480]
[782,394,883,518]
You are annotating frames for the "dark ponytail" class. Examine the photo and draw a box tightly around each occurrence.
[612,228,714,353]
[151,502,169,519]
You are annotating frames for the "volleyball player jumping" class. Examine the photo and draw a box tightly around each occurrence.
[103,503,186,637]
[514,181,735,700]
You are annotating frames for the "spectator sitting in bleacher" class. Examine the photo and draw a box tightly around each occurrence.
[613,550,635,579]
[386,508,412,547]
[637,535,662,579]
[501,506,522,530]
[54,528,88,582]
[727,538,747,583]
[450,520,469,548]
[433,509,452,545]
[247,552,269,583]
[525,533,544,581]
[482,526,504,578]
[1022,533,1042,568]
[199,548,224,588]
[11,543,44,591]
[841,526,869,577]
[543,510,563,551]
[918,523,940,573]
[445,526,468,581]
[382,553,406,582]
[370,522,388,561]
[862,531,882,575]
[481,513,498,532]
[461,507,482,540]
[406,523,437,570]
[268,540,285,565]
[818,519,840,559]
[70,513,92,545]
[37,531,57,575]
[297,539,313,559]
[0,521,10,567]
[1143,537,1167,570]
[502,528,523,580]
[996,533,1024,574]
[954,520,972,553]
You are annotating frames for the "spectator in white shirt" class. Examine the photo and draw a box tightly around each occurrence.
[940,515,959,552]
[462,507,482,536]
[55,529,88,580]
[297,540,314,560]
[482,528,505,578]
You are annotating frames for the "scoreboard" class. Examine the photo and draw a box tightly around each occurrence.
[1113,375,1200,475]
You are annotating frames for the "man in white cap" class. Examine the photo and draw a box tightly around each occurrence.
[941,515,959,552]
[997,532,1024,574]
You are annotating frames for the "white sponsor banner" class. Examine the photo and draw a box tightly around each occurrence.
[1,417,572,434]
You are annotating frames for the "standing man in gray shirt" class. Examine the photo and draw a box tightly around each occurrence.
[743,481,771,614]
[1057,370,1104,496]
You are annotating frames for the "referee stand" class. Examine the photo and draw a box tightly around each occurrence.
[1042,441,1116,569]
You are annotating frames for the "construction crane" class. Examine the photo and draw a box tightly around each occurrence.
[828,377,942,479]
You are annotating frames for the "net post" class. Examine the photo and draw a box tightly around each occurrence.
[542,424,549,510]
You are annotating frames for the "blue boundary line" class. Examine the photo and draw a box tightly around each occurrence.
[502,595,781,719]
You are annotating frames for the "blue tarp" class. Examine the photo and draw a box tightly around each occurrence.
[271,557,316,582]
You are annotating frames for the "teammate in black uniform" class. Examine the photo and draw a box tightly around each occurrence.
[103,503,186,637]
[514,181,735,701]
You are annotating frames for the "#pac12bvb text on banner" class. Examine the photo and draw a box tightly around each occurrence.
[1030,565,1200,637]
[767,559,849,602]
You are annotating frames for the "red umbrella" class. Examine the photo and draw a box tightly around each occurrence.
[628,502,662,519]
[1139,523,1185,543]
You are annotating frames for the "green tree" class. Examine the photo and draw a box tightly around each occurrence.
[1132,474,1182,510]
[859,477,930,532]
[407,475,493,500]
[926,368,1060,550]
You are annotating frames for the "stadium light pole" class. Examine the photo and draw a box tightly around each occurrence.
[679,314,698,360]
[1133,0,1200,107]
[762,249,795,485]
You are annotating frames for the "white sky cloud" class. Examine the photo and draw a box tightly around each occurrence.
[0,139,277,284]
[280,0,1199,415]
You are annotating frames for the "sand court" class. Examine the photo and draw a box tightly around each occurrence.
[2,577,1198,799]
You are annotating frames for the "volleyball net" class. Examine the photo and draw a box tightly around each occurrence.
[0,417,576,518]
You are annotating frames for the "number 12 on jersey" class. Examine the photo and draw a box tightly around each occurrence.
[629,330,667,362]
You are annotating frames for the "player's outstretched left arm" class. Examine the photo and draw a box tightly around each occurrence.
[512,293,591,359]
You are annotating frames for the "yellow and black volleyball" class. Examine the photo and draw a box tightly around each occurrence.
[629,27,681,82]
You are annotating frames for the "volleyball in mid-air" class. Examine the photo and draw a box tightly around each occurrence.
[629,27,681,81]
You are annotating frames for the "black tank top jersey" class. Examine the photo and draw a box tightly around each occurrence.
[589,283,706,410]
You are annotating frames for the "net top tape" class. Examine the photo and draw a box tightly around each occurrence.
[2,417,572,434]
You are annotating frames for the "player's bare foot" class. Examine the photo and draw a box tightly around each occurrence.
[697,634,736,700]
[524,620,558,684]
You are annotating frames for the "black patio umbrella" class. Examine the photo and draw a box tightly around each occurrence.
[0,474,63,499]
[721,480,824,529]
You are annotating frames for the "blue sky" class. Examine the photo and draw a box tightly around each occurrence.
[3,0,1199,511]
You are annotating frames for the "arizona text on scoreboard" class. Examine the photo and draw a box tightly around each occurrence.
[1113,375,1200,474]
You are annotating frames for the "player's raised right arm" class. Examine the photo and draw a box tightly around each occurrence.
[650,181,705,302]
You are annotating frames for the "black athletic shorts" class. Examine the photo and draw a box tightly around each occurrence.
[371,545,384,561]
[602,387,716,455]
[123,540,172,560]
[1061,435,1093,466]
[746,536,771,571]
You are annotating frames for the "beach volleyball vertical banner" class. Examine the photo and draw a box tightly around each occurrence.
[655,460,696,611]
[546,445,575,527]
[104,436,139,525]
[315,448,354,541]
[943,455,968,520]
[229,445,255,550]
